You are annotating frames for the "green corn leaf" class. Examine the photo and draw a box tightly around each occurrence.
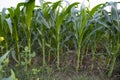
[78,4,87,40]
[1,8,7,28]
[52,1,62,11]
[65,2,79,14]
[43,2,52,7]
[56,2,79,29]
[7,7,14,19]
[89,3,104,19]
[1,8,11,35]
[25,0,35,29]
[14,2,25,19]
[5,18,12,34]
[39,11,50,28]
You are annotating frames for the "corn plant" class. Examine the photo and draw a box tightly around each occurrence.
[35,9,49,66]
[90,2,120,77]
[7,3,25,62]
[33,2,51,66]
[70,2,106,71]
[0,8,13,53]
[101,2,120,77]
[51,1,79,69]
[24,0,35,65]
[6,0,35,65]
[74,4,87,71]
[83,3,105,69]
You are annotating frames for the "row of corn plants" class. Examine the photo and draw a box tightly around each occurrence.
[0,0,120,78]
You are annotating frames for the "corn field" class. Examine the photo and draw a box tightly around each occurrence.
[0,0,120,80]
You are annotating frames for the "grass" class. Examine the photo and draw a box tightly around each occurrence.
[6,62,110,80]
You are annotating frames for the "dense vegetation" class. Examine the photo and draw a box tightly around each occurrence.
[0,0,120,80]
